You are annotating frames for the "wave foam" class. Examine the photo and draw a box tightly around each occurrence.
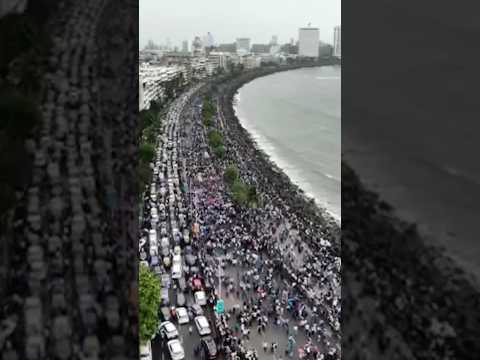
[233,94,341,223]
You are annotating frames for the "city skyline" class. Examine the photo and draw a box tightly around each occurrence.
[140,0,340,49]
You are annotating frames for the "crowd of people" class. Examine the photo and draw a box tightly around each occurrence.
[178,79,341,359]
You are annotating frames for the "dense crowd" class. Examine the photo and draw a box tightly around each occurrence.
[178,80,340,359]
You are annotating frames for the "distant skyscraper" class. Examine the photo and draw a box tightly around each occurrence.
[333,26,341,58]
[298,26,319,57]
[204,32,214,48]
[270,35,278,45]
[290,38,295,45]
[182,40,189,53]
[236,38,251,54]
[192,36,204,56]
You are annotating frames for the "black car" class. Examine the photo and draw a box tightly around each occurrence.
[201,336,217,359]
[160,306,171,321]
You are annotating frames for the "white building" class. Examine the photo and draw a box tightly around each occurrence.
[236,38,251,55]
[207,52,229,75]
[241,55,261,70]
[182,40,189,53]
[190,56,208,80]
[298,27,320,58]
[139,63,188,110]
[333,26,341,58]
[269,44,281,55]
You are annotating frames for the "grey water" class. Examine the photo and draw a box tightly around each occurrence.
[234,66,341,221]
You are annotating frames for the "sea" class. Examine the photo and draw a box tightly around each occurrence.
[233,66,341,222]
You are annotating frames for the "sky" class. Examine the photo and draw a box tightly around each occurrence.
[139,0,341,49]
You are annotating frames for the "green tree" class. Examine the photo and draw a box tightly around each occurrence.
[224,165,239,184]
[208,130,223,148]
[213,145,225,159]
[247,185,258,204]
[139,143,155,164]
[231,180,248,205]
[138,161,152,195]
[140,109,155,130]
[139,264,161,343]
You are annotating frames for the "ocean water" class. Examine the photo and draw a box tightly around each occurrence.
[233,66,341,222]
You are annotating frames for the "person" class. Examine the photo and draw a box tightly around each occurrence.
[189,325,193,334]
[263,341,268,352]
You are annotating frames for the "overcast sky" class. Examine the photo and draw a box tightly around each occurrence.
[140,0,340,49]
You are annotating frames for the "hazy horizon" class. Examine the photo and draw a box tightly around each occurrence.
[140,0,340,50]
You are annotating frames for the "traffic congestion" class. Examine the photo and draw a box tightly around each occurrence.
[139,84,220,360]
[138,80,340,360]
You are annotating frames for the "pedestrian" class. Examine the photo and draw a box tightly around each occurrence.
[263,341,268,352]
[189,325,193,335]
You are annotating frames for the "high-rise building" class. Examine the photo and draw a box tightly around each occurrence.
[192,36,204,56]
[236,38,251,54]
[251,44,271,54]
[333,26,341,58]
[298,26,319,57]
[182,40,189,53]
[204,32,214,48]
[270,35,278,45]
[218,43,237,53]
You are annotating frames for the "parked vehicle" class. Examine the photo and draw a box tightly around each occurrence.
[171,263,182,280]
[167,339,185,360]
[140,340,152,360]
[201,336,218,359]
[194,291,207,306]
[159,321,179,340]
[175,307,189,324]
[194,316,211,336]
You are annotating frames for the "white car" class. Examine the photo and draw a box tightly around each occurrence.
[148,229,157,244]
[139,260,149,268]
[171,263,182,280]
[194,316,211,336]
[140,341,152,360]
[167,339,185,360]
[176,307,189,324]
[194,291,207,306]
[159,321,179,340]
